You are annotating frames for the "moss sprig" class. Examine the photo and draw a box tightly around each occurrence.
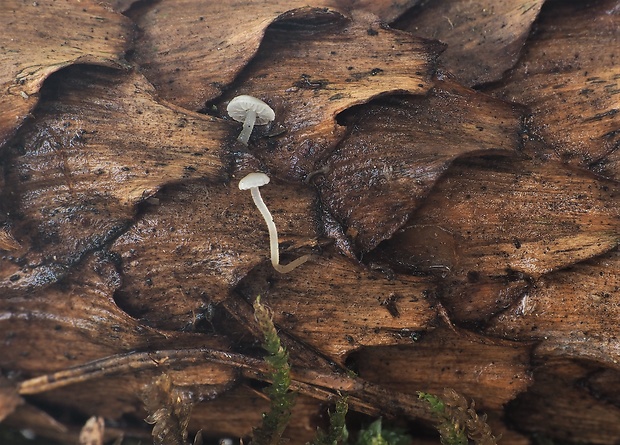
[252,296,297,445]
[355,418,411,445]
[142,373,193,445]
[309,395,349,445]
[418,389,498,445]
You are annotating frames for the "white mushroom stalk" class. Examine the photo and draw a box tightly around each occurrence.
[227,95,275,145]
[239,172,311,274]
[239,108,257,144]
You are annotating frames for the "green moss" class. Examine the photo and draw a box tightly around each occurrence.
[249,297,498,445]
[252,296,297,445]
[418,390,498,445]
[309,395,349,445]
[355,418,411,445]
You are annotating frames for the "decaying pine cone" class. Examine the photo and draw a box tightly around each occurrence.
[0,0,618,444]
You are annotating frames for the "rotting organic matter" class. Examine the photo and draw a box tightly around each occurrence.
[1,0,619,444]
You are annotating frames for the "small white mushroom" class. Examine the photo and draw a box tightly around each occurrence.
[227,95,275,145]
[239,172,311,274]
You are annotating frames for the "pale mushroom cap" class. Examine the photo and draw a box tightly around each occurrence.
[227,95,275,125]
[238,172,271,190]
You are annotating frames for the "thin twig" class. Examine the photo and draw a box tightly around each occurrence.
[17,347,433,422]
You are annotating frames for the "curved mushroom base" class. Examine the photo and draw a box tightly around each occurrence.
[273,254,314,274]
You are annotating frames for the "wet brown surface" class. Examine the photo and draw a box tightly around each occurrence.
[487,0,620,180]
[0,0,131,146]
[1,0,619,443]
[396,0,545,87]
[318,77,524,252]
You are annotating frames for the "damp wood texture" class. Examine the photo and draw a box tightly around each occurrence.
[0,0,619,444]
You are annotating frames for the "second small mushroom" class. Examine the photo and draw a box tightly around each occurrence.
[227,95,275,145]
[239,172,311,274]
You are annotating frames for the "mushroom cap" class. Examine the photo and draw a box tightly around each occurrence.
[238,172,271,190]
[227,95,275,125]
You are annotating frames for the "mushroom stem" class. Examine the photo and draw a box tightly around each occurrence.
[238,109,257,145]
[249,187,311,274]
